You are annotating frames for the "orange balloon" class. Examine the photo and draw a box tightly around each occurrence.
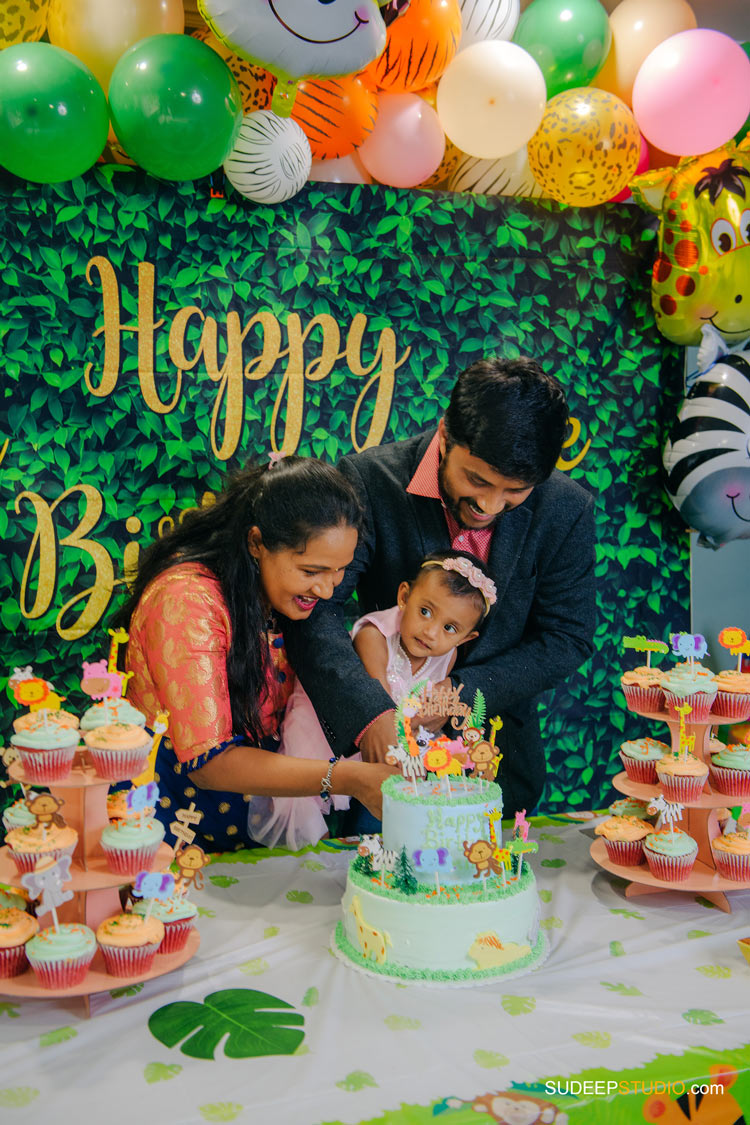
[362,0,461,94]
[645,140,680,171]
[292,74,378,161]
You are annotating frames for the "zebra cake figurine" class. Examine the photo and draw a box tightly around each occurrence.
[663,350,750,548]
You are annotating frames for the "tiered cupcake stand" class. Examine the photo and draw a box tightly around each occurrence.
[0,752,199,1007]
[590,708,749,914]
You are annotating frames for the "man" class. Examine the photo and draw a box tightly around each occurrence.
[284,357,595,815]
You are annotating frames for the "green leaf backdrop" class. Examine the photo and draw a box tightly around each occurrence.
[0,168,688,814]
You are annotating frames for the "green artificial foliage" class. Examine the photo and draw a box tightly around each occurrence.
[392,845,418,895]
[147,988,304,1059]
[469,688,486,731]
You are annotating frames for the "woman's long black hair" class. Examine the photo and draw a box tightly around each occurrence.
[113,457,363,743]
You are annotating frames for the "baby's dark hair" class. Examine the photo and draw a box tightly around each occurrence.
[410,549,495,625]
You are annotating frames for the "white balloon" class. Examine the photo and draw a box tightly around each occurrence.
[449,146,544,198]
[224,110,311,204]
[437,41,546,159]
[309,153,372,185]
[459,0,520,50]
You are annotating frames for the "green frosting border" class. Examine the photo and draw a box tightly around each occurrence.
[349,859,535,905]
[333,921,547,983]
[382,773,503,808]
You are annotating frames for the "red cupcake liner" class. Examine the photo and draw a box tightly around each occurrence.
[7,842,76,876]
[708,765,750,798]
[712,693,750,721]
[622,685,664,715]
[663,691,715,723]
[619,752,658,785]
[87,745,151,782]
[0,944,29,978]
[26,951,94,988]
[602,838,645,866]
[99,939,161,977]
[16,744,76,784]
[655,771,707,803]
[644,847,697,882]
[100,842,161,878]
[160,918,194,953]
[712,848,750,882]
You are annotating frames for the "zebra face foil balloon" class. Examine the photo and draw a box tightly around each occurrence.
[663,351,750,548]
[197,0,388,84]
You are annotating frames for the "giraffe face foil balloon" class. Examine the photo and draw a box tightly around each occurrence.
[632,139,750,347]
[197,0,387,83]
[663,351,750,548]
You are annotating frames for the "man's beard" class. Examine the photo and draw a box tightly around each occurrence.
[437,459,502,531]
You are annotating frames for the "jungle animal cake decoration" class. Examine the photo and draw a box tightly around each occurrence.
[333,682,546,985]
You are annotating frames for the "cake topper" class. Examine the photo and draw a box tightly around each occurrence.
[670,632,709,664]
[170,801,204,856]
[466,719,502,787]
[132,709,170,788]
[126,782,159,827]
[21,854,74,930]
[357,835,398,882]
[384,741,426,792]
[107,627,129,679]
[647,795,684,834]
[9,666,66,721]
[622,635,669,668]
[463,839,503,880]
[174,844,210,894]
[132,869,176,922]
[508,836,538,878]
[80,658,133,717]
[513,810,530,842]
[422,738,463,795]
[26,792,66,838]
[391,846,418,896]
[412,847,452,894]
[674,702,696,759]
[718,626,750,672]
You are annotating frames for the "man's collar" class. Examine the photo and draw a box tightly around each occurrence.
[406,431,441,500]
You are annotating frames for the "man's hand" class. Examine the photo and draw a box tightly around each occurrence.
[359,711,399,764]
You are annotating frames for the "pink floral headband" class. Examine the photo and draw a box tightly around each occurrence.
[421,557,497,616]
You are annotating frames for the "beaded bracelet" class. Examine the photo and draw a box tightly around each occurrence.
[320,756,338,802]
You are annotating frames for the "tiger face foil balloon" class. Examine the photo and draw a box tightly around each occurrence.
[663,351,750,548]
[198,0,387,83]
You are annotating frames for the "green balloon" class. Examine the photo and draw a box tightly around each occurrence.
[108,35,243,182]
[0,42,109,184]
[513,0,611,100]
[734,42,750,144]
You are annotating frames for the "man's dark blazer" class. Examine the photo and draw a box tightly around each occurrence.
[284,430,596,815]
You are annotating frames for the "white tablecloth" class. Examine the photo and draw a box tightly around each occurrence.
[2,815,750,1124]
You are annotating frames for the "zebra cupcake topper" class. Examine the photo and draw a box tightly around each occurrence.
[663,351,750,548]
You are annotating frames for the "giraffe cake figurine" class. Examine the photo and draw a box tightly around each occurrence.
[333,685,547,986]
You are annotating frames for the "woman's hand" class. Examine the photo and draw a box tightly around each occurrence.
[335,759,396,822]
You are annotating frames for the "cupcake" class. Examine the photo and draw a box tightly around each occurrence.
[25,923,96,988]
[0,887,29,911]
[83,723,152,781]
[100,816,165,877]
[5,823,78,876]
[708,746,750,798]
[711,832,750,881]
[132,893,197,953]
[711,670,750,721]
[619,738,671,785]
[106,790,154,823]
[608,796,657,822]
[661,665,718,722]
[594,816,652,865]
[80,698,146,731]
[96,912,165,977]
[13,709,79,733]
[643,828,698,881]
[620,666,665,714]
[9,725,79,784]
[655,753,709,803]
[2,794,40,833]
[0,907,39,978]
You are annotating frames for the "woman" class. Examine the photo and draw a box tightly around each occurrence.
[114,457,393,851]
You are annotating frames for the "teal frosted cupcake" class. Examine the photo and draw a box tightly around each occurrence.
[100,816,165,877]
[608,797,656,823]
[80,699,146,731]
[643,829,698,882]
[25,923,96,988]
[132,893,197,952]
[619,738,670,784]
[661,665,718,722]
[2,795,39,833]
[9,725,79,784]
[708,746,750,798]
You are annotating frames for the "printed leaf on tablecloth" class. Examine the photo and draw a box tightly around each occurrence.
[199,1104,243,1122]
[0,1003,19,1019]
[237,959,269,975]
[263,926,279,938]
[208,875,238,888]
[39,1026,77,1047]
[538,890,552,903]
[687,930,711,939]
[336,1071,378,1092]
[286,890,313,903]
[144,1063,182,1083]
[600,982,642,996]
[540,917,563,930]
[0,1089,39,1108]
[474,1049,509,1069]
[540,859,566,868]
[609,941,625,957]
[501,995,536,1016]
[572,1031,612,1047]
[384,1015,421,1030]
[148,989,305,1060]
[695,965,732,978]
[682,1009,724,1024]
[302,988,319,1007]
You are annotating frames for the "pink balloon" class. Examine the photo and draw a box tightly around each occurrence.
[357,93,445,188]
[632,29,750,156]
[608,132,649,203]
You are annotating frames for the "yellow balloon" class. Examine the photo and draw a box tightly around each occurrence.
[593,0,696,107]
[528,88,641,207]
[47,0,184,92]
[0,0,50,46]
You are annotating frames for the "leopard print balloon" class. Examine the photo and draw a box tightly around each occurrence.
[0,0,49,46]
[528,88,641,208]
[192,27,275,115]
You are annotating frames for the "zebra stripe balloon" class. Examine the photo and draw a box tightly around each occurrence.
[663,351,750,548]
[459,0,520,49]
[224,111,311,204]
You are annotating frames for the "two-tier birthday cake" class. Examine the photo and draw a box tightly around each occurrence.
[333,772,547,986]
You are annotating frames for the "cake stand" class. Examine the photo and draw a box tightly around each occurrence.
[0,754,200,1010]
[590,708,750,914]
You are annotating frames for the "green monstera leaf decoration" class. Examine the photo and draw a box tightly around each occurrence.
[148,989,305,1060]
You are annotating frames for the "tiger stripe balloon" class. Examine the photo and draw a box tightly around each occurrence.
[363,0,461,94]
[291,74,378,161]
[663,351,750,547]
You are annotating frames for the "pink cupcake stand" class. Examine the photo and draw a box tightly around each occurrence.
[0,752,199,1010]
[590,708,750,914]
